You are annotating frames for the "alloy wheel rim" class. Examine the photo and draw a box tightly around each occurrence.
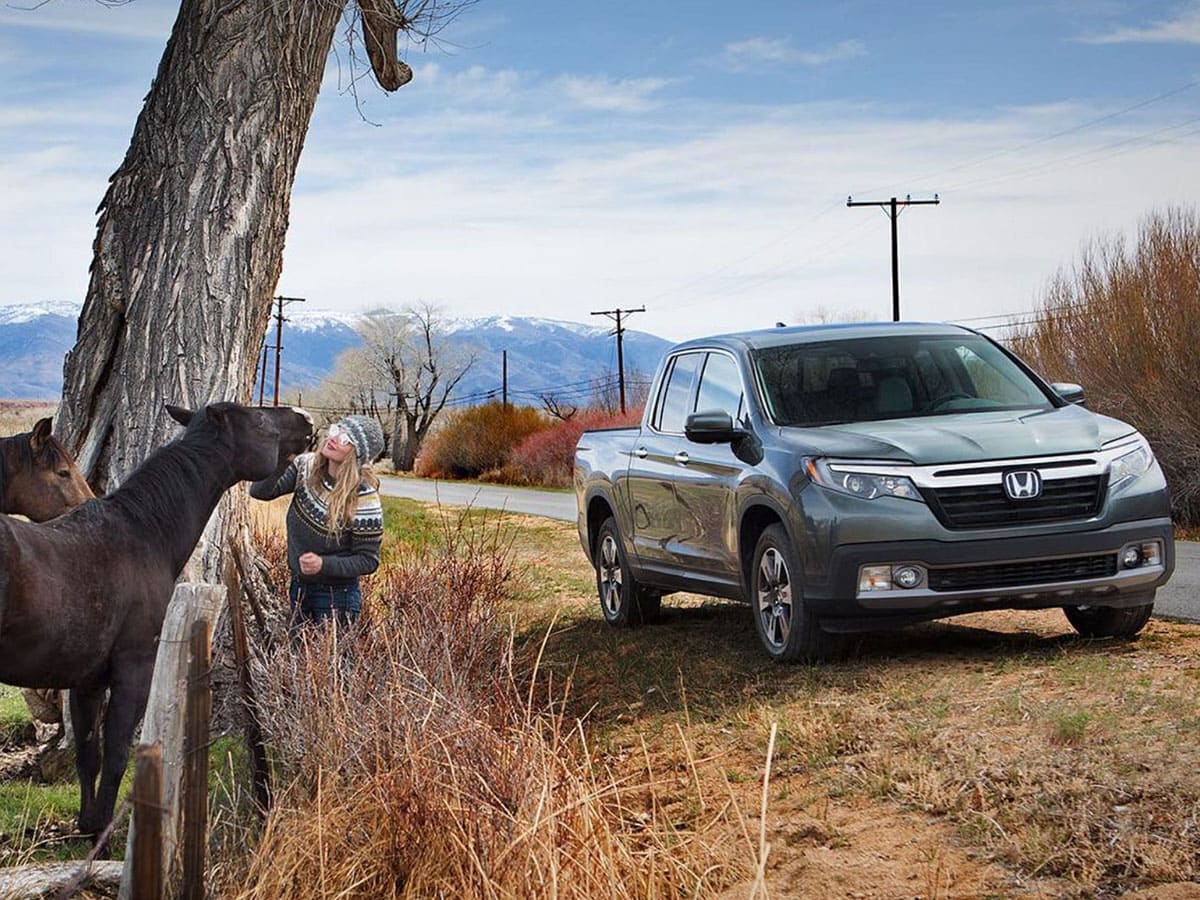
[599,534,623,618]
[757,547,792,649]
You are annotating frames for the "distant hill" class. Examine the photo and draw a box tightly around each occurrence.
[0,302,673,404]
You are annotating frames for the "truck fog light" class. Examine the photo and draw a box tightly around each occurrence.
[859,565,892,592]
[1121,546,1142,569]
[894,566,923,589]
[1140,541,1162,566]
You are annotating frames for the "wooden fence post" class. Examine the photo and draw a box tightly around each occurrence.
[181,620,212,900]
[119,583,226,900]
[131,745,163,900]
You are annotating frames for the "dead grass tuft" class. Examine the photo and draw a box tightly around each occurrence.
[213,513,747,897]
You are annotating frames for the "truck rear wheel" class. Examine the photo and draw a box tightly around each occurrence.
[1063,594,1154,639]
[751,524,837,662]
[595,517,660,627]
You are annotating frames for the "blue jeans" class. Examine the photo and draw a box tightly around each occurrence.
[289,580,362,630]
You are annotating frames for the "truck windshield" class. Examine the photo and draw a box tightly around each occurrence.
[752,334,1055,426]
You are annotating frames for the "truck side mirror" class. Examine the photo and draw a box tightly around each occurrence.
[685,410,740,444]
[1051,382,1086,406]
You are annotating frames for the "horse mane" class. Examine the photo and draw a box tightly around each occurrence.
[103,427,232,563]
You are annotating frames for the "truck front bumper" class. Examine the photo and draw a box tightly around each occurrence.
[804,518,1174,630]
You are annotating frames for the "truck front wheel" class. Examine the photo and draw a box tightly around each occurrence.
[1063,594,1154,639]
[751,524,837,662]
[595,517,661,627]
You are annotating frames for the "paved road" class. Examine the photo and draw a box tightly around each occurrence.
[377,475,577,522]
[378,476,1200,623]
[1155,540,1200,623]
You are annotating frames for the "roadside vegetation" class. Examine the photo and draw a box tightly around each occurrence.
[1009,205,1200,525]
[416,402,642,488]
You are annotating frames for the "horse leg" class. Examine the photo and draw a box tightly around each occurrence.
[70,683,107,837]
[85,659,154,845]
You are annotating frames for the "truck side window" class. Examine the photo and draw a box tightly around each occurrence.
[695,353,744,420]
[654,353,702,433]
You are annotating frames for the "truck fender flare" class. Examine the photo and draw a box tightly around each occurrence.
[736,496,803,590]
[584,484,622,559]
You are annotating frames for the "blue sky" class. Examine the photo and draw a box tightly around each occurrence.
[1,1,1198,341]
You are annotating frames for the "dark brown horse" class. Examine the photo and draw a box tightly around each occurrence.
[0,417,94,522]
[0,402,312,841]
[0,417,95,729]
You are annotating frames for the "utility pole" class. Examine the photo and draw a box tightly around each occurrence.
[271,295,305,406]
[846,194,939,322]
[257,343,269,406]
[591,306,645,414]
[502,350,508,410]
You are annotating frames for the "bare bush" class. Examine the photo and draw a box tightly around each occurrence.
[1008,206,1200,523]
[214,515,745,897]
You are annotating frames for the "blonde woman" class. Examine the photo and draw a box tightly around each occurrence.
[251,415,385,627]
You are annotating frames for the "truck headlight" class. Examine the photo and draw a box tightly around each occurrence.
[805,458,923,502]
[1109,438,1153,490]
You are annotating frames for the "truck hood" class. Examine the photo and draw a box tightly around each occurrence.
[780,405,1138,464]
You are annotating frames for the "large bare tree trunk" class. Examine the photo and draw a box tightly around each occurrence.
[56,1,345,583]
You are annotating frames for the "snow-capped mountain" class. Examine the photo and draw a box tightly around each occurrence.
[0,302,673,403]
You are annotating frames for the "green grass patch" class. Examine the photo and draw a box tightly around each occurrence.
[0,756,135,864]
[0,686,31,745]
[1048,709,1092,745]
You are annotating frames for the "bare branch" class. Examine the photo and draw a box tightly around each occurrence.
[540,394,578,421]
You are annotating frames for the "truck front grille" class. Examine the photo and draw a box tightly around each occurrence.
[928,553,1117,592]
[924,475,1106,529]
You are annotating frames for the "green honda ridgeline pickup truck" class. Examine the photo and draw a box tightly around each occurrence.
[574,322,1174,662]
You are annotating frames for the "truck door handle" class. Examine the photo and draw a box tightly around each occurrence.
[674,451,690,465]
[634,447,648,459]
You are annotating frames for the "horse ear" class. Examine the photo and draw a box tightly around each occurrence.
[165,405,193,427]
[29,417,52,451]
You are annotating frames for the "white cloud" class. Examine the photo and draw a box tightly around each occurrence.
[721,37,866,71]
[555,75,675,112]
[4,50,1199,346]
[1077,2,1200,44]
[0,3,175,41]
[266,97,1200,341]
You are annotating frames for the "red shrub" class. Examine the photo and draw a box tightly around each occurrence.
[507,406,643,488]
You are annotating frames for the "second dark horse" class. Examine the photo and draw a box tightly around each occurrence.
[0,402,312,841]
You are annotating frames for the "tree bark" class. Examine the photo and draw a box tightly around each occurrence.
[56,0,346,584]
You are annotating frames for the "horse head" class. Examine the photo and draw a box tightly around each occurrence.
[2,417,95,521]
[166,402,313,483]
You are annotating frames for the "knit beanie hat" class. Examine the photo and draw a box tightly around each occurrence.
[336,415,385,463]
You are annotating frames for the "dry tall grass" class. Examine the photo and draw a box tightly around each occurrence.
[0,401,57,436]
[1008,205,1200,522]
[212,515,746,898]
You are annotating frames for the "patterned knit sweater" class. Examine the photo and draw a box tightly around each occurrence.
[249,453,383,584]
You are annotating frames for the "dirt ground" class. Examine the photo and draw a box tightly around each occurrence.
[499,511,1200,899]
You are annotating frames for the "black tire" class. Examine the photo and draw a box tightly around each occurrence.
[750,524,836,662]
[1064,594,1154,639]
[594,517,660,627]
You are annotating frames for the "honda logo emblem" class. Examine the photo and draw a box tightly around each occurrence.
[1003,469,1042,500]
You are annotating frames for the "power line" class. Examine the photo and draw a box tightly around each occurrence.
[637,79,1199,316]
[859,78,1200,198]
